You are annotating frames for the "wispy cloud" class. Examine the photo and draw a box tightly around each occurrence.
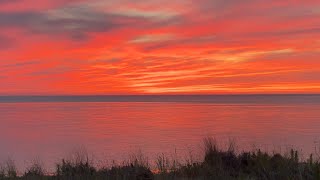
[0,0,320,94]
[129,34,176,43]
[1,61,41,69]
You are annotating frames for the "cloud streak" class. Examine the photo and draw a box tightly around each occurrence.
[0,0,320,94]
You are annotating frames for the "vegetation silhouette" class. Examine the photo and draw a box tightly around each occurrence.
[1,138,320,180]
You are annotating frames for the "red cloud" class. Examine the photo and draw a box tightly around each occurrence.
[0,0,320,94]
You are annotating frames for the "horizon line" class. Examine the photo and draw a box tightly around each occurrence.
[0,93,320,97]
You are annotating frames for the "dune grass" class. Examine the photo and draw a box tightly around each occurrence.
[1,138,320,180]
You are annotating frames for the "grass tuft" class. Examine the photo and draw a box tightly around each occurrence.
[2,138,320,179]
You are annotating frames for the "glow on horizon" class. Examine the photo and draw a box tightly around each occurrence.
[0,0,320,95]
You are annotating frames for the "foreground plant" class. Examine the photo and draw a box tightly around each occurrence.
[1,138,320,179]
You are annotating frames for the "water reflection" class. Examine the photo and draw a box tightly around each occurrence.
[0,102,320,171]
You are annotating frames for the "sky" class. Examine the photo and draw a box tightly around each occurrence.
[0,0,320,95]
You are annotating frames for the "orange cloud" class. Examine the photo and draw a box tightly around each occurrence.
[0,0,319,95]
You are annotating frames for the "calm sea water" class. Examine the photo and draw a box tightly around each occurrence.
[0,95,320,171]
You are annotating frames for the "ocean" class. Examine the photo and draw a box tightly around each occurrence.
[0,95,320,171]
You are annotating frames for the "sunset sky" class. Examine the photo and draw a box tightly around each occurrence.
[0,0,320,95]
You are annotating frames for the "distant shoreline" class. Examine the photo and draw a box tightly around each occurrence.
[0,94,320,103]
